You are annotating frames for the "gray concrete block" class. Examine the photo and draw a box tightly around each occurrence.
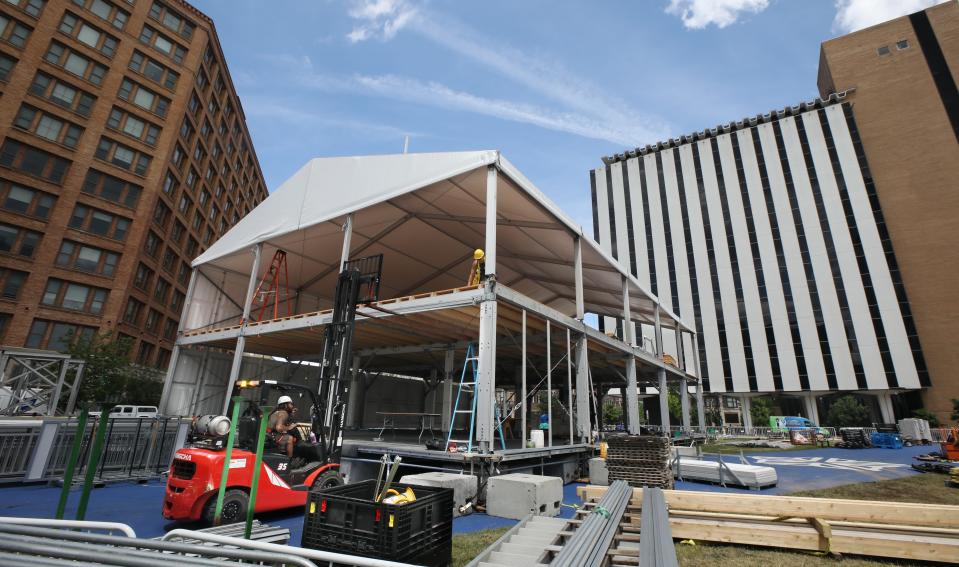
[671,446,698,458]
[399,472,477,517]
[486,473,563,520]
[588,457,608,486]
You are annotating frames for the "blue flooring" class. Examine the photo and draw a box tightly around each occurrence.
[0,444,931,544]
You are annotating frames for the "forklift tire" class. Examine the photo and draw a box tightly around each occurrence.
[311,469,344,492]
[202,489,248,525]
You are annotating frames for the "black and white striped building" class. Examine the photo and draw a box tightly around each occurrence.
[590,93,929,427]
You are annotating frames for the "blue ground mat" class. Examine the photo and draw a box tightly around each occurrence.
[0,443,933,542]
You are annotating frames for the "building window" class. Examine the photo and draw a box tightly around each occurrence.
[123,297,143,324]
[138,24,186,63]
[133,263,153,291]
[143,230,160,257]
[0,268,28,300]
[145,308,161,332]
[877,45,891,56]
[82,168,142,207]
[154,276,170,301]
[0,180,55,218]
[68,204,130,241]
[0,139,71,184]
[29,72,97,116]
[107,106,161,146]
[155,348,171,369]
[14,105,83,148]
[153,200,171,229]
[26,319,96,350]
[177,261,189,285]
[0,313,9,341]
[44,41,108,85]
[192,143,205,163]
[191,210,202,230]
[58,11,118,58]
[161,247,177,273]
[149,0,195,40]
[0,222,41,257]
[0,13,32,48]
[117,78,169,117]
[128,49,178,90]
[94,136,151,176]
[177,194,191,214]
[170,290,184,312]
[72,0,129,30]
[0,52,16,81]
[196,68,208,91]
[55,240,119,276]
[162,317,177,339]
[162,170,178,196]
[170,220,185,246]
[185,237,197,258]
[896,39,909,50]
[41,278,108,314]
[5,0,45,18]
[135,340,154,365]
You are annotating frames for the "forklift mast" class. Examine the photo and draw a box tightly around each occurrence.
[314,254,383,464]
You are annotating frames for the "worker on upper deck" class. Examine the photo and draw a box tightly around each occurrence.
[468,248,486,286]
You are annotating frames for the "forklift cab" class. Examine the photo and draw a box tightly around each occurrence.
[233,379,321,460]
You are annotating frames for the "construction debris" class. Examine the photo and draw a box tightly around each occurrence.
[605,435,673,489]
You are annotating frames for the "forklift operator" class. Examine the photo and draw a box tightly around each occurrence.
[268,396,299,458]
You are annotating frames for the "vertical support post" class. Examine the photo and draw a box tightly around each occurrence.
[49,360,70,416]
[222,244,263,414]
[741,396,753,430]
[574,236,584,320]
[346,356,362,429]
[546,320,552,448]
[655,306,670,431]
[692,332,706,428]
[574,334,590,443]
[75,409,109,521]
[214,397,243,525]
[441,348,454,434]
[55,410,87,519]
[339,214,353,271]
[680,383,691,430]
[621,276,634,347]
[803,394,820,425]
[566,328,573,446]
[622,276,640,434]
[876,392,895,424]
[476,283,497,453]
[244,404,270,539]
[521,311,527,448]
[159,268,200,414]
[484,164,497,276]
[64,361,85,415]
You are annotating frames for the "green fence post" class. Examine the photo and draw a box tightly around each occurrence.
[213,396,244,526]
[75,407,109,521]
[55,408,88,519]
[244,404,271,539]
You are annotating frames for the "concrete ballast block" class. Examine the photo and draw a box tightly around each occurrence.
[588,457,609,486]
[486,473,563,520]
[399,472,477,517]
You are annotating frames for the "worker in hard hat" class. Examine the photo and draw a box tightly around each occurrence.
[267,395,299,458]
[468,248,485,286]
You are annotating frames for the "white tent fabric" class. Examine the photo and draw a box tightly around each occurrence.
[194,150,498,267]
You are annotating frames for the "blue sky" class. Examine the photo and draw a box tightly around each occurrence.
[190,0,943,230]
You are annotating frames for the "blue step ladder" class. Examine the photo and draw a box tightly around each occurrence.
[445,344,506,452]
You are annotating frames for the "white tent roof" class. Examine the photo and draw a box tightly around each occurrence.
[192,150,689,330]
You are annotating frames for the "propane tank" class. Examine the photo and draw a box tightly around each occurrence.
[193,414,232,437]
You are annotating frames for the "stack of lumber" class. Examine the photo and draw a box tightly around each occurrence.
[838,428,870,448]
[672,458,777,488]
[578,485,959,564]
[606,435,673,489]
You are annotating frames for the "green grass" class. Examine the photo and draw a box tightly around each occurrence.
[452,527,509,567]
[450,474,956,566]
[697,441,827,454]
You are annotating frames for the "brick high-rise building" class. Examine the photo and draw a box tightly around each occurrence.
[818,1,959,420]
[0,0,268,368]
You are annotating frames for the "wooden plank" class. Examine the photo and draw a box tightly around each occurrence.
[577,485,959,529]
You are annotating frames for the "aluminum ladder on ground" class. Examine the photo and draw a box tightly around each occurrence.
[465,514,568,567]
[445,344,505,451]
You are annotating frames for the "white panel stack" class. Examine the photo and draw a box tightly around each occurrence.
[673,458,777,488]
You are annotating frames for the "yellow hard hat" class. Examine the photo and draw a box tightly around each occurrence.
[473,248,485,260]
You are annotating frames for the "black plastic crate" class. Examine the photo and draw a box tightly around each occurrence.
[302,480,453,567]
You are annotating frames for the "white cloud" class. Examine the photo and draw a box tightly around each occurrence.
[346,0,418,43]
[832,0,946,34]
[665,0,770,29]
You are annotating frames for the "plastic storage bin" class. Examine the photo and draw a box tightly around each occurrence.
[302,480,453,567]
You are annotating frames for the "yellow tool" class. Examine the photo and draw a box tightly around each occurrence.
[382,487,417,505]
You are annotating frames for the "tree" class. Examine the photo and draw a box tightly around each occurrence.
[912,408,940,427]
[64,331,164,408]
[825,395,870,427]
[667,388,682,422]
[750,397,772,427]
[603,401,623,425]
[704,407,722,427]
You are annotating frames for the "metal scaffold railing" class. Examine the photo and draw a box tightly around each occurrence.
[0,347,86,416]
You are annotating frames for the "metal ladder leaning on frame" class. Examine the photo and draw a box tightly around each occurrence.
[445,344,506,452]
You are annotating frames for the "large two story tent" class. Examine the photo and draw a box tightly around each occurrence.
[159,150,703,458]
